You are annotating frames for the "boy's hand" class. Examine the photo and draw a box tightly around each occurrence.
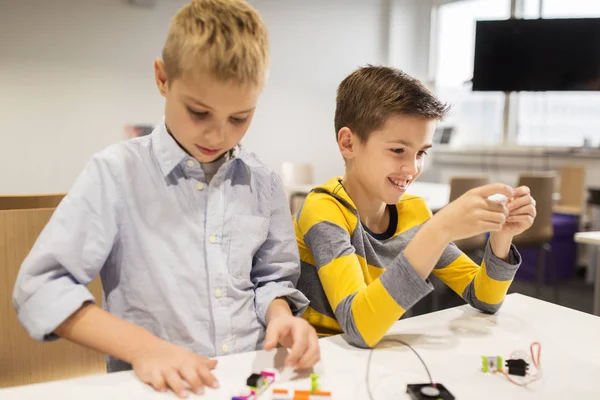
[499,185,537,237]
[264,314,320,369]
[131,339,219,398]
[432,183,515,242]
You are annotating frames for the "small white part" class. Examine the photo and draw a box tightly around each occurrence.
[487,193,508,204]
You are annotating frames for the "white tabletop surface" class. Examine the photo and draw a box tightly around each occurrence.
[286,181,450,212]
[574,231,600,246]
[2,293,599,400]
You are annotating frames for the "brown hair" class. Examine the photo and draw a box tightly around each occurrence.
[162,0,269,86]
[334,65,450,142]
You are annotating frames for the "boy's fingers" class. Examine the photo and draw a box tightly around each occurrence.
[165,369,187,398]
[478,208,507,225]
[480,220,503,233]
[286,328,309,367]
[201,357,218,369]
[484,200,509,215]
[264,323,281,351]
[180,366,204,395]
[508,205,537,218]
[198,364,219,389]
[474,183,514,199]
[513,185,531,196]
[296,331,320,369]
[508,195,535,210]
[507,215,534,222]
[150,369,167,392]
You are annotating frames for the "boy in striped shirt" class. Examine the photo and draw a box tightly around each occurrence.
[294,66,536,348]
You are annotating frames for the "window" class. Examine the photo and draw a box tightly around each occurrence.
[517,0,600,147]
[434,0,600,148]
[434,0,510,147]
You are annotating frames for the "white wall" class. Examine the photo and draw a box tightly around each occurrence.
[0,0,187,194]
[246,0,393,184]
[0,0,433,194]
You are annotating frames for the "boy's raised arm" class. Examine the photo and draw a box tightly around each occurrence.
[404,183,515,279]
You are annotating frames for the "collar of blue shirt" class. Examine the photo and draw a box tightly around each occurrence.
[151,120,261,177]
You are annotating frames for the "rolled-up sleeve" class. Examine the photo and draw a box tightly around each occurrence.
[251,172,309,326]
[12,154,120,341]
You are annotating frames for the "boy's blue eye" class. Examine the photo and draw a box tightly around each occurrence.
[391,148,404,154]
[229,117,248,124]
[417,150,429,156]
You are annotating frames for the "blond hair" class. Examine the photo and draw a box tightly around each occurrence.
[162,0,269,86]
[335,65,450,142]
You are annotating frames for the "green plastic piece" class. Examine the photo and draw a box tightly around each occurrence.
[310,373,319,393]
[481,355,503,373]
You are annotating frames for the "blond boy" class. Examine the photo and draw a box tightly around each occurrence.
[13,1,319,397]
[295,66,536,348]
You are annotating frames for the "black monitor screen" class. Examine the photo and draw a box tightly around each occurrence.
[472,18,600,92]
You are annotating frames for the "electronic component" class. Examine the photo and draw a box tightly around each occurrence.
[310,373,319,393]
[407,383,455,400]
[231,387,256,400]
[271,388,332,400]
[233,370,280,400]
[246,373,264,390]
[481,355,503,373]
[480,342,542,388]
[505,359,529,377]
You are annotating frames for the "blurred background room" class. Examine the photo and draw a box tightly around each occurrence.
[1,0,600,389]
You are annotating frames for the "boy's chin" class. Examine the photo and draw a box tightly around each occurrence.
[381,192,404,205]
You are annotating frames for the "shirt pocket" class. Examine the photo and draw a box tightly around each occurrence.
[226,214,270,278]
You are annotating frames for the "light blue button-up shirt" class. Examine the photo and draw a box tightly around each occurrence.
[12,121,309,372]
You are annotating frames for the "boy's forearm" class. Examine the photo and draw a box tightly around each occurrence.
[54,302,164,364]
[488,232,512,261]
[404,218,451,280]
[265,298,292,325]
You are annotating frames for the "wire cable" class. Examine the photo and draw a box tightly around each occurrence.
[366,338,434,400]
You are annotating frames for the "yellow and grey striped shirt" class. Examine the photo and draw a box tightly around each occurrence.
[294,177,521,348]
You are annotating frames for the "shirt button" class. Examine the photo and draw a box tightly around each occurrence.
[209,235,216,244]
[221,344,230,353]
[214,288,222,298]
[196,182,204,191]
[186,160,195,167]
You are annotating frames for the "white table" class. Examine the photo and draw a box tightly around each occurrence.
[286,181,450,213]
[574,231,600,316]
[2,294,599,399]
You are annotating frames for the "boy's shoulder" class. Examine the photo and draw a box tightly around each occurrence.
[235,146,271,175]
[295,177,358,233]
[86,134,154,175]
[396,193,432,222]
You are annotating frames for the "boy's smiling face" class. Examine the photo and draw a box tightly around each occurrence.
[154,60,262,163]
[340,114,437,205]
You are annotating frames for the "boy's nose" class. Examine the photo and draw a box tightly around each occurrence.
[205,123,226,143]
[402,160,419,176]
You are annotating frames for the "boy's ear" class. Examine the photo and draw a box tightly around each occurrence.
[337,127,356,160]
[154,59,169,97]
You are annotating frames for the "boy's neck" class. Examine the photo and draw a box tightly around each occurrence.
[341,174,389,234]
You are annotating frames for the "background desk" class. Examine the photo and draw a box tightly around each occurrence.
[2,293,599,399]
[574,231,600,316]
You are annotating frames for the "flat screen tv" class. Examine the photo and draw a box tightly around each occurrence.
[472,18,600,92]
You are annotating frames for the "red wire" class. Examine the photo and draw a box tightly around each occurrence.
[494,342,542,387]
[529,342,541,370]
